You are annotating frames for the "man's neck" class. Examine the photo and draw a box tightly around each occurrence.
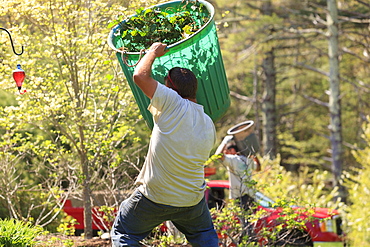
[185,97,197,103]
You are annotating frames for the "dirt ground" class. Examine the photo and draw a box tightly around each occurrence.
[35,235,111,247]
[35,235,191,247]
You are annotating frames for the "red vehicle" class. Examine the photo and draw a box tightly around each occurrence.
[62,167,220,234]
[63,199,114,235]
[206,180,344,247]
[63,178,344,246]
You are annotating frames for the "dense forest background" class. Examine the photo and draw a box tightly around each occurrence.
[0,0,369,246]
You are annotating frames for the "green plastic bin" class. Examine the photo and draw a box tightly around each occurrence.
[108,0,230,129]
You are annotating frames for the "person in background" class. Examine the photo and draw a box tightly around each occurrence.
[216,138,261,210]
[111,42,219,247]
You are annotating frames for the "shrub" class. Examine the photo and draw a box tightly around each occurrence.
[254,155,343,209]
[210,200,255,246]
[0,218,44,247]
[56,213,78,236]
[344,117,370,246]
[210,198,315,247]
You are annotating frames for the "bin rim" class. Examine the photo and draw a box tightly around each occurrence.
[227,120,255,136]
[107,0,215,55]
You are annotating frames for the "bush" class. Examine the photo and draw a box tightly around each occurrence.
[0,188,66,233]
[254,155,343,209]
[210,198,315,247]
[0,218,44,247]
[344,117,370,246]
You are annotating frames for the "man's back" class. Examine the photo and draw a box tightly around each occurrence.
[136,82,216,207]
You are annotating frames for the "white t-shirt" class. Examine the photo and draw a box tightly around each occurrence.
[136,82,216,207]
[223,154,257,199]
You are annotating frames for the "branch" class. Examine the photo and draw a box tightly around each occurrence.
[229,91,254,102]
[245,3,262,12]
[284,27,327,36]
[294,62,330,77]
[341,46,370,63]
[295,62,370,94]
[302,94,329,108]
[355,0,370,8]
[216,16,256,23]
[339,16,370,24]
[319,158,333,171]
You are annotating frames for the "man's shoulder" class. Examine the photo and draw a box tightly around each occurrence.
[226,154,248,163]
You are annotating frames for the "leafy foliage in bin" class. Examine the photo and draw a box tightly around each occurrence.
[111,2,209,52]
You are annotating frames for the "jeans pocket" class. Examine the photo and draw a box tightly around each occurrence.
[119,190,141,216]
[130,190,143,212]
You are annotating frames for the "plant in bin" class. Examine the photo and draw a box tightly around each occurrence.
[110,2,209,52]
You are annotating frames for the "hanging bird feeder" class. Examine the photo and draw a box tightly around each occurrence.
[1,27,26,94]
[12,64,26,94]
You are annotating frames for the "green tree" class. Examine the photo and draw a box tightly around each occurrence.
[345,117,370,246]
[326,0,344,201]
[0,0,154,238]
[0,114,67,228]
[213,0,369,202]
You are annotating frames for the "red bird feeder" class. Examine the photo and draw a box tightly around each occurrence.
[12,64,26,94]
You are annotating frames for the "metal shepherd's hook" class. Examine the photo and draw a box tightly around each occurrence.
[0,27,24,56]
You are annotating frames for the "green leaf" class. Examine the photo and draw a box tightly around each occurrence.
[131,30,138,36]
[138,31,147,37]
[182,25,193,34]
[105,74,114,80]
[135,7,145,15]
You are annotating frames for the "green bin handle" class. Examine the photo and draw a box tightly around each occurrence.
[119,45,171,67]
[120,49,146,67]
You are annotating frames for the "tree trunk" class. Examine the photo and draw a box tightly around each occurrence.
[253,61,261,146]
[260,0,277,160]
[262,50,277,159]
[82,158,93,238]
[327,0,345,201]
[79,124,93,239]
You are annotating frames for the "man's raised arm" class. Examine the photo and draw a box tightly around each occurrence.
[133,43,168,99]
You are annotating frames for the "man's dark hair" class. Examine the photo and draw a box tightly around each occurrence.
[167,67,198,99]
[226,144,239,152]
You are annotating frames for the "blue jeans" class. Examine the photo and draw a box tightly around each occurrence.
[111,190,219,247]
